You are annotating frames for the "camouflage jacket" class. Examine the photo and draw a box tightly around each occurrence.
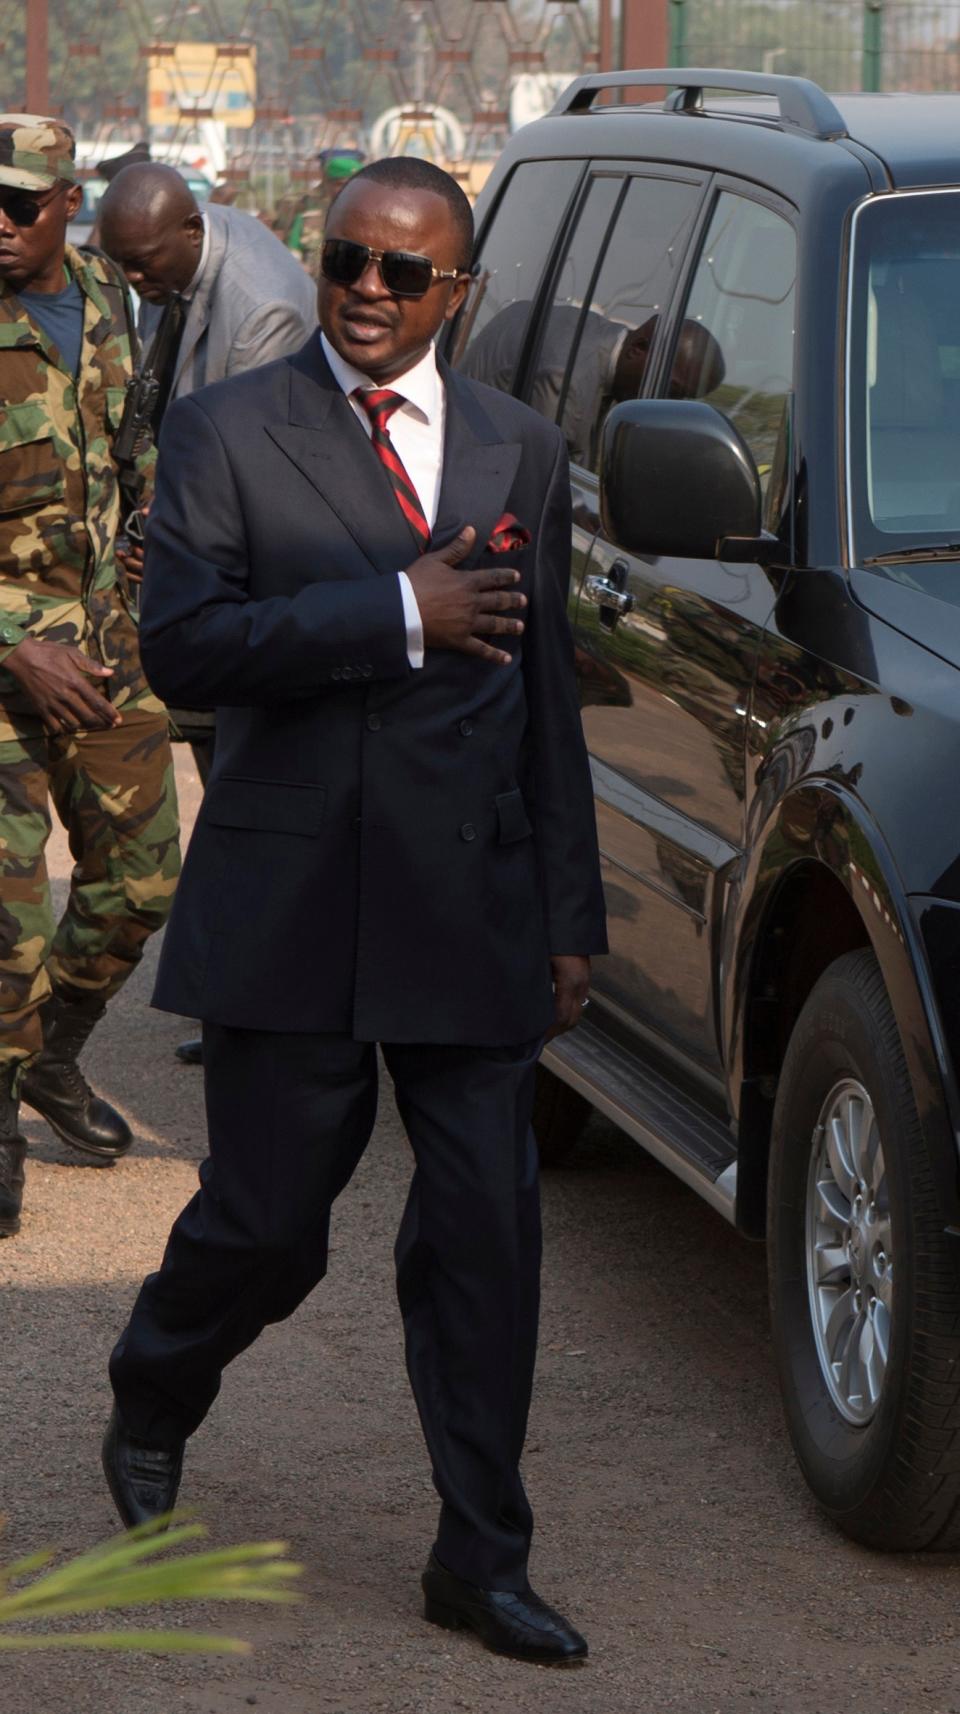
[0,243,155,739]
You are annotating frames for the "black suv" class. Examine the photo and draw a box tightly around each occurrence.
[448,69,960,1551]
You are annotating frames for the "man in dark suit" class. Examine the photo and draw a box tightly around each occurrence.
[102,158,606,1665]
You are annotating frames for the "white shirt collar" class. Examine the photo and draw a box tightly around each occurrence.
[181,212,210,303]
[319,330,441,424]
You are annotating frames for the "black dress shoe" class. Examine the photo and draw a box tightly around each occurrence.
[101,1405,184,1529]
[421,1552,588,1665]
[174,1037,203,1065]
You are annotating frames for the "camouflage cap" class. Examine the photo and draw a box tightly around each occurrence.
[0,114,76,191]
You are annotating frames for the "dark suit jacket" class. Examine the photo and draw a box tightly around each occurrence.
[139,336,606,1045]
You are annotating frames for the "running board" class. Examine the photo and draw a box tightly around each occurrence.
[542,1018,738,1224]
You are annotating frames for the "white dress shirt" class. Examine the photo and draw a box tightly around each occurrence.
[321,330,446,668]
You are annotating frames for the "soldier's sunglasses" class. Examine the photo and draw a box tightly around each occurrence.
[321,238,467,300]
[0,183,69,227]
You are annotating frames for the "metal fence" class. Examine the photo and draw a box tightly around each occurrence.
[670,0,960,93]
[2,1,960,211]
[0,0,600,198]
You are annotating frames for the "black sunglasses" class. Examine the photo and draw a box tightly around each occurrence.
[321,238,467,300]
[0,182,69,228]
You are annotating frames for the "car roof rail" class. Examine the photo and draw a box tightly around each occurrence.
[550,68,848,142]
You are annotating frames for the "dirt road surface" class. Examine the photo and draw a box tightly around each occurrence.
[3,751,960,1714]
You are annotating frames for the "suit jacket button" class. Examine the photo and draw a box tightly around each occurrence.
[362,665,373,679]
[459,719,473,737]
[341,666,354,681]
[460,822,477,842]
[366,713,381,732]
[331,668,342,681]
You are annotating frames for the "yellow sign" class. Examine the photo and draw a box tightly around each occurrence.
[148,43,257,131]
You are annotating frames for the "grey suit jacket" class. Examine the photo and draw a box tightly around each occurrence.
[148,203,318,399]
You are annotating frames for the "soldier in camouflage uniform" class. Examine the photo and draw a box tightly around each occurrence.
[273,148,365,278]
[0,116,180,1237]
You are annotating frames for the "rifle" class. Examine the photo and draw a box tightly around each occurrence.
[113,292,185,565]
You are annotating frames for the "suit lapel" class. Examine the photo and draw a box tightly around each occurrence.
[432,361,522,562]
[173,206,227,391]
[265,340,523,574]
[266,339,418,572]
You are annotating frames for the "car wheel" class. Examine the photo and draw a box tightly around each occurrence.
[531,1063,591,1167]
[768,948,960,1549]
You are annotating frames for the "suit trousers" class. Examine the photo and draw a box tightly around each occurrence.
[109,1025,543,1589]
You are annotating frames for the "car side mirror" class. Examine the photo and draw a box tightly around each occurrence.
[599,399,778,563]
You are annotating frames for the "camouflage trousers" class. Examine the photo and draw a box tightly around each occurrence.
[0,706,180,1066]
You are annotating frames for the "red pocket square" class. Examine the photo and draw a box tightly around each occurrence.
[487,513,531,553]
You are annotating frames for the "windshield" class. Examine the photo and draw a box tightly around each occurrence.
[74,176,106,225]
[848,191,960,569]
[184,173,212,204]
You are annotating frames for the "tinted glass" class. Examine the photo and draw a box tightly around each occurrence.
[76,177,105,224]
[518,175,622,458]
[452,158,580,376]
[849,191,960,575]
[677,192,796,514]
[184,172,212,204]
[564,174,701,473]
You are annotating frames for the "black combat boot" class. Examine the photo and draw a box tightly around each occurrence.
[0,1064,27,1236]
[20,994,131,1161]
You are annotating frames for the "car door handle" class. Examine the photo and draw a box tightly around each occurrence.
[585,575,635,614]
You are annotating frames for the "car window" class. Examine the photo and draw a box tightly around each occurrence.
[452,158,581,373]
[561,175,703,473]
[462,174,622,452]
[185,173,212,204]
[675,191,796,514]
[848,190,960,575]
[76,177,106,224]
[523,176,624,460]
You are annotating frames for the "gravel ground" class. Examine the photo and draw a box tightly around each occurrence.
[3,748,960,1713]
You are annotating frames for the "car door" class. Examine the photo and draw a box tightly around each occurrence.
[576,184,798,1079]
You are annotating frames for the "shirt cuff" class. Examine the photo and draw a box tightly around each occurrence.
[398,570,424,670]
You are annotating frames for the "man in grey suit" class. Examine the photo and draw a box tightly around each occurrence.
[98,164,317,399]
[99,164,318,1060]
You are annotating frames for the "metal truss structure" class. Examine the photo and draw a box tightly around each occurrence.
[0,0,599,197]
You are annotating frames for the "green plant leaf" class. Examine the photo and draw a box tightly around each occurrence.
[0,1522,303,1656]
[0,1629,252,1654]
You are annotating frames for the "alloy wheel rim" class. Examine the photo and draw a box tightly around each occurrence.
[805,1078,892,1426]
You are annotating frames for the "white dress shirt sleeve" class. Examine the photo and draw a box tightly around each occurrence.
[398,571,425,670]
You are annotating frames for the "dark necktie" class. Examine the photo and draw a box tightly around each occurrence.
[354,387,431,553]
[148,292,186,430]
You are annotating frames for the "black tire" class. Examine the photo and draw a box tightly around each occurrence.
[531,1063,591,1167]
[768,948,960,1550]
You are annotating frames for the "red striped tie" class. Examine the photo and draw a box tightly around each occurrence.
[355,387,431,554]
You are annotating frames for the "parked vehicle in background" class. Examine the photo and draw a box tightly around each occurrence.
[449,68,960,1552]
